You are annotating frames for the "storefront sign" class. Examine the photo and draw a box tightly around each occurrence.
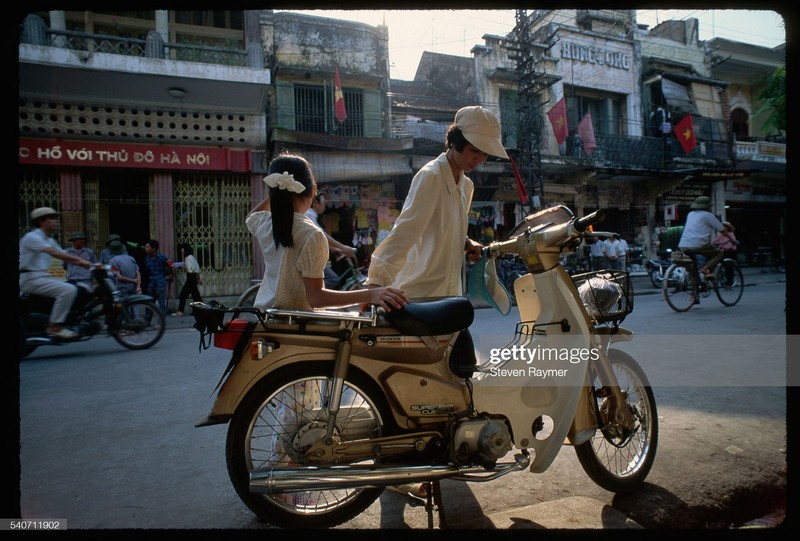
[561,41,630,70]
[18,138,252,172]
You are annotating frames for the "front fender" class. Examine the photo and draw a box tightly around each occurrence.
[123,294,157,304]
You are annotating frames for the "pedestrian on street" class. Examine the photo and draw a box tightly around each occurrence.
[603,235,623,271]
[64,231,96,289]
[589,237,607,271]
[363,105,508,499]
[107,240,141,296]
[172,243,203,317]
[100,233,124,264]
[143,239,174,314]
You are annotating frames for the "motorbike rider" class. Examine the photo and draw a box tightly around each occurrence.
[678,196,736,279]
[19,207,95,339]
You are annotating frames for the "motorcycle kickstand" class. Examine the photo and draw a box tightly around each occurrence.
[388,481,447,528]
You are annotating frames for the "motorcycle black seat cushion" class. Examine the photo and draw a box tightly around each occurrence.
[385,296,474,336]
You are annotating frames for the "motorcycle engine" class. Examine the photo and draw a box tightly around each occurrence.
[452,415,512,467]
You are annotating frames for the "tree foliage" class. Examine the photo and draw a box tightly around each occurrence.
[754,65,785,135]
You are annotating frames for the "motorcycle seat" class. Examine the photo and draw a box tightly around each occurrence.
[385,296,474,336]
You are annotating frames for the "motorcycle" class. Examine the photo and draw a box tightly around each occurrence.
[190,205,658,528]
[19,264,165,358]
[645,254,671,288]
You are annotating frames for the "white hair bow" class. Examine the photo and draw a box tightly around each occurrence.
[263,171,306,194]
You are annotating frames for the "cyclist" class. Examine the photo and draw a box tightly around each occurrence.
[678,196,736,280]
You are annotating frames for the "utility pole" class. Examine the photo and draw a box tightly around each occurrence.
[507,9,554,210]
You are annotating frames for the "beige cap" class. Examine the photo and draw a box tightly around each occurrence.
[31,207,59,220]
[454,106,509,159]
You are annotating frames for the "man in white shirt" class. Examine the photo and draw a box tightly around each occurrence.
[589,237,607,271]
[679,196,735,278]
[19,208,94,339]
[365,106,507,299]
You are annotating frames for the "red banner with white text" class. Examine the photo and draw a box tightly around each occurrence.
[18,138,252,172]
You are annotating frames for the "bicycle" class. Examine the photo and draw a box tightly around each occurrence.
[662,249,744,312]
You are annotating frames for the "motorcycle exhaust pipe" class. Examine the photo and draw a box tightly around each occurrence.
[250,454,530,494]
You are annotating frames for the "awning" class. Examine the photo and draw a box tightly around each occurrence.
[302,151,413,183]
[661,78,698,114]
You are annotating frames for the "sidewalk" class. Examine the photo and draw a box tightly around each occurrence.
[164,267,786,330]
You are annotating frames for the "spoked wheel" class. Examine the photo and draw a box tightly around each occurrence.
[226,363,395,528]
[575,350,658,493]
[648,269,663,289]
[714,259,744,306]
[662,264,697,312]
[111,300,165,349]
[235,283,259,308]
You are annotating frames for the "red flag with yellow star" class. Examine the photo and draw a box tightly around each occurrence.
[334,65,347,124]
[673,114,697,154]
[546,97,568,145]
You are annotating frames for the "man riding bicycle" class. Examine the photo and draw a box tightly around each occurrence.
[678,196,736,280]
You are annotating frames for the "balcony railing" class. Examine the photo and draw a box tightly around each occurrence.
[20,15,250,68]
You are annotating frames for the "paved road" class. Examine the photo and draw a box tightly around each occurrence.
[12,267,789,531]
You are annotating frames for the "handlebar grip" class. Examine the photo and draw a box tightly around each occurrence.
[573,209,605,232]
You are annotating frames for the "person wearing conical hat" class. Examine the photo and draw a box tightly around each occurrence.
[678,196,736,282]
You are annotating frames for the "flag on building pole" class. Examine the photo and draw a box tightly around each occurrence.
[673,114,697,154]
[334,65,347,124]
[577,112,597,156]
[508,155,529,205]
[546,97,568,145]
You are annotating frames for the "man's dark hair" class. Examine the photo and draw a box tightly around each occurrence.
[445,125,469,152]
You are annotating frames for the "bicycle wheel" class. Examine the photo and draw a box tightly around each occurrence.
[112,299,165,350]
[226,363,392,528]
[662,263,697,312]
[236,283,259,308]
[715,259,744,306]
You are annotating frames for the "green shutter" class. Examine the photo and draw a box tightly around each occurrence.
[363,90,382,138]
[275,81,296,131]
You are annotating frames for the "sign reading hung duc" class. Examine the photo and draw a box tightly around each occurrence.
[560,41,631,70]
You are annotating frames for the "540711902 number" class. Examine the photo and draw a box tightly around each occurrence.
[3,519,67,530]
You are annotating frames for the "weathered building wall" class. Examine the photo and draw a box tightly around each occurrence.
[260,10,389,85]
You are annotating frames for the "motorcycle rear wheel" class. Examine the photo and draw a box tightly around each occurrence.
[226,363,394,528]
[111,300,165,350]
[574,349,658,493]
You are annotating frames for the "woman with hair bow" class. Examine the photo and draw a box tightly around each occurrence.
[246,153,407,312]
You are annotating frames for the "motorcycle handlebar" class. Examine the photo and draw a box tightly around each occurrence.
[572,209,605,233]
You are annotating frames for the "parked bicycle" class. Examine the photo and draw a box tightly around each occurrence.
[662,250,744,312]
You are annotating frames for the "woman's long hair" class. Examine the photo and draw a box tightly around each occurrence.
[177,243,193,256]
[268,153,316,248]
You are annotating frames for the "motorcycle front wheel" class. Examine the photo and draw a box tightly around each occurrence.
[226,363,394,528]
[111,299,165,350]
[575,349,658,493]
